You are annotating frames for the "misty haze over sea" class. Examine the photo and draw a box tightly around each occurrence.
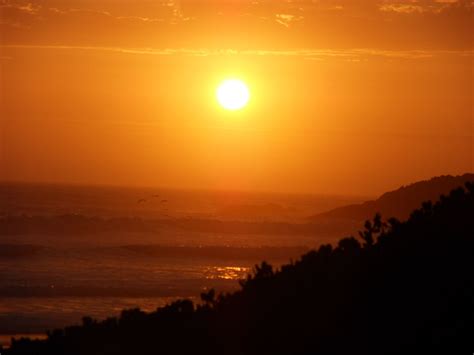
[0,182,365,222]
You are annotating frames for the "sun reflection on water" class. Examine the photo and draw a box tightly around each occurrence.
[205,266,250,280]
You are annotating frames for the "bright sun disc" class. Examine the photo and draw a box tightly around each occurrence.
[216,79,250,111]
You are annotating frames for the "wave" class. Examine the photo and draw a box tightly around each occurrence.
[0,243,308,260]
[0,282,235,298]
[116,245,309,260]
[0,244,45,258]
[0,214,357,236]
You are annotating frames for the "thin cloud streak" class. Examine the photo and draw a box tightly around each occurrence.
[2,44,473,60]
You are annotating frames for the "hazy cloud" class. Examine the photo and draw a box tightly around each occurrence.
[0,1,40,14]
[1,0,472,50]
[3,44,472,62]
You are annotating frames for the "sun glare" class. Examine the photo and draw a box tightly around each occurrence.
[216,79,250,111]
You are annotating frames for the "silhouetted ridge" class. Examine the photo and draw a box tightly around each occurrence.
[4,182,473,355]
[309,173,474,222]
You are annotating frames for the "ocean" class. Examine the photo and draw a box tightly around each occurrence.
[0,183,364,346]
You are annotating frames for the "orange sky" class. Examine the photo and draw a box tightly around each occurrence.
[0,0,473,195]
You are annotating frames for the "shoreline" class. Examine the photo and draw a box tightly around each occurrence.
[0,333,48,348]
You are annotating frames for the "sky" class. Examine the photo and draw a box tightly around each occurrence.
[0,0,473,195]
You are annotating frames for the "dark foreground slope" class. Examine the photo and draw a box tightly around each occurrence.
[5,183,474,355]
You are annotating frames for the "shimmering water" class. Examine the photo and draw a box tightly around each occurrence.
[0,245,259,337]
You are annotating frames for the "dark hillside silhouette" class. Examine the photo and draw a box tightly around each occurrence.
[309,173,474,222]
[4,182,473,355]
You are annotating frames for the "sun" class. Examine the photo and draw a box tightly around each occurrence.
[216,79,250,111]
